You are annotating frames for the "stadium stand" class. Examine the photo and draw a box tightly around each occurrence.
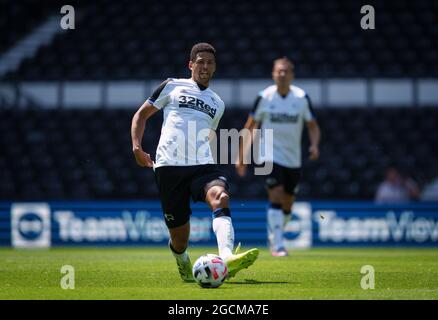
[0,0,61,54]
[1,0,437,201]
[1,107,437,201]
[2,0,438,80]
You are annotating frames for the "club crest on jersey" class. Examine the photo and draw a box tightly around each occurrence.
[178,95,217,119]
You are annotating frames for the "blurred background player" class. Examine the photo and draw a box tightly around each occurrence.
[131,43,259,281]
[236,57,321,256]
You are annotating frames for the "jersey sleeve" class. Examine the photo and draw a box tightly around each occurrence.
[211,101,225,130]
[146,78,173,110]
[250,94,265,122]
[303,94,316,121]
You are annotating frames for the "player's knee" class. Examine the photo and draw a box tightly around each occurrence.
[218,191,229,207]
[207,186,229,209]
[212,190,229,209]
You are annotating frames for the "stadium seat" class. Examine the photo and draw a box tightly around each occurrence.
[2,107,437,200]
[2,0,437,80]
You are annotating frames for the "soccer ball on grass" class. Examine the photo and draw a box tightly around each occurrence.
[192,254,228,288]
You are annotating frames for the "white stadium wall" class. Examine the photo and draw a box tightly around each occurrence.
[1,79,438,109]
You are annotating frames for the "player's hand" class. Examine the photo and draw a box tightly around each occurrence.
[132,147,154,167]
[235,162,247,177]
[309,145,320,161]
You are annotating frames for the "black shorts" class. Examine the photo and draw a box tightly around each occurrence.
[153,164,229,228]
[264,162,302,195]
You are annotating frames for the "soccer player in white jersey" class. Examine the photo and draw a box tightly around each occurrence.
[236,57,321,257]
[131,43,258,281]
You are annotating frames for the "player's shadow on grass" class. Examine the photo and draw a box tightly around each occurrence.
[228,279,292,285]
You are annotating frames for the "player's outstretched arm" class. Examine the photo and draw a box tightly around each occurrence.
[235,115,260,176]
[306,120,321,161]
[131,101,159,167]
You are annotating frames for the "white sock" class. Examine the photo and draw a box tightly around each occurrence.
[213,216,234,260]
[267,206,284,251]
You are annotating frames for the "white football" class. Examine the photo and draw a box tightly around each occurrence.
[192,254,228,288]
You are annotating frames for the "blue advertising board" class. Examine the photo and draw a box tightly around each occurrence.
[1,201,438,248]
[311,202,438,246]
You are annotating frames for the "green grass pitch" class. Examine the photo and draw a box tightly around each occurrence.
[1,247,438,300]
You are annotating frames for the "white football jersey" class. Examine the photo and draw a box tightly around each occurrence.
[147,78,225,168]
[251,84,315,168]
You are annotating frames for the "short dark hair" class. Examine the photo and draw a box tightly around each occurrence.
[273,57,294,71]
[190,43,216,61]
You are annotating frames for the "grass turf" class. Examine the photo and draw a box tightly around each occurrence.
[1,247,438,300]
